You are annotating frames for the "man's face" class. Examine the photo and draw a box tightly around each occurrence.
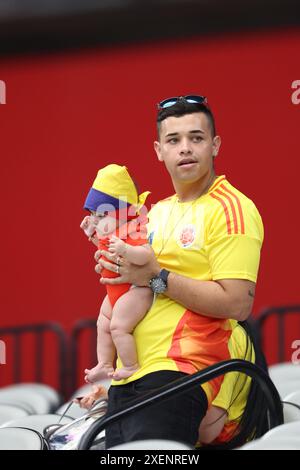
[154,112,221,186]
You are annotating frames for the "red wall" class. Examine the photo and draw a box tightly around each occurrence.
[0,28,299,342]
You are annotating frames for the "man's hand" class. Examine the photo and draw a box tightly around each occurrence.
[95,247,160,287]
[73,384,107,410]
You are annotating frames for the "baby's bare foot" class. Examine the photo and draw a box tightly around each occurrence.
[84,363,114,383]
[112,364,139,381]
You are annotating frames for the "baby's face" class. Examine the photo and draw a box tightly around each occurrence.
[90,212,117,237]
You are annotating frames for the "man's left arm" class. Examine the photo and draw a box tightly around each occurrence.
[97,250,255,321]
[165,273,255,321]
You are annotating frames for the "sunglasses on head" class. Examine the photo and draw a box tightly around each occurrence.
[157,95,208,110]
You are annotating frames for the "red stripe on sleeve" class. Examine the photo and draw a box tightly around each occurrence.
[220,184,245,234]
[209,176,226,193]
[215,188,239,234]
[210,192,232,234]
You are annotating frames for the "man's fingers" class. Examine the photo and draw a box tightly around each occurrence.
[99,258,118,272]
[100,250,115,261]
[100,276,124,285]
[94,250,101,262]
[100,250,120,265]
[79,397,94,409]
[95,264,102,274]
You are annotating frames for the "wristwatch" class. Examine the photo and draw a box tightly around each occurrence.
[149,269,170,294]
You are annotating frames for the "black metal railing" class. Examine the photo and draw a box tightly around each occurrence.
[2,306,298,401]
[69,318,97,395]
[0,322,68,397]
[255,305,300,363]
[78,359,284,450]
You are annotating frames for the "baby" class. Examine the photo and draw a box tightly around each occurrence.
[80,164,153,381]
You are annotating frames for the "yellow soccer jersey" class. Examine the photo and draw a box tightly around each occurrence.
[112,175,264,404]
[210,320,256,443]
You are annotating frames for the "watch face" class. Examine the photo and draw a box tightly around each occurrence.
[151,277,167,294]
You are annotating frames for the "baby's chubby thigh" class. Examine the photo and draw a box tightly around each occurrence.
[110,287,153,334]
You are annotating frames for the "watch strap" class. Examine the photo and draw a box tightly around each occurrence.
[159,269,170,286]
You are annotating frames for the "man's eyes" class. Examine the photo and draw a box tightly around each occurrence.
[167,136,203,144]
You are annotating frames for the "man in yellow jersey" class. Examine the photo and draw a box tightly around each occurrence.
[96,95,264,449]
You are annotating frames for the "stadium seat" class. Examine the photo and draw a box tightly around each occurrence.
[239,437,300,450]
[261,421,300,441]
[0,397,35,414]
[0,427,48,450]
[108,439,194,450]
[269,362,300,382]
[0,403,30,425]
[274,380,300,399]
[0,413,74,434]
[56,401,87,419]
[268,363,300,398]
[284,390,300,406]
[282,401,300,422]
[0,384,59,414]
[17,383,62,411]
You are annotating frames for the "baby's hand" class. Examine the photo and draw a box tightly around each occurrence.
[108,235,126,256]
[80,215,96,239]
[80,215,90,231]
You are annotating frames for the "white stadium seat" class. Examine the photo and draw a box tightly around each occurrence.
[0,404,29,425]
[0,384,57,414]
[283,390,300,407]
[268,363,300,398]
[108,439,193,450]
[16,383,61,410]
[0,427,47,450]
[274,381,300,399]
[282,401,300,422]
[0,397,34,414]
[0,413,73,434]
[269,362,300,383]
[56,401,87,419]
[239,437,300,450]
[261,421,300,441]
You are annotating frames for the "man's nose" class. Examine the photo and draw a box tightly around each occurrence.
[179,138,192,154]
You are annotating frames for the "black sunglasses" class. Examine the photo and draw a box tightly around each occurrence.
[157,95,208,110]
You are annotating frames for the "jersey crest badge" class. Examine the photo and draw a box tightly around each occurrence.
[178,224,196,248]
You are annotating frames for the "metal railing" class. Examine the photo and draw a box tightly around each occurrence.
[69,318,97,395]
[0,322,68,397]
[255,305,300,363]
[78,359,284,450]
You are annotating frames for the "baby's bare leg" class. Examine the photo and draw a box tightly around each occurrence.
[110,287,153,380]
[84,295,115,383]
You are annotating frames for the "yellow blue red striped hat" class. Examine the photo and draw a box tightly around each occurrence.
[84,164,150,216]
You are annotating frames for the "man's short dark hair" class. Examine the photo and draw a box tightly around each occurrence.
[156,100,216,138]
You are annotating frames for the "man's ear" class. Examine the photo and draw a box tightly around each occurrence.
[154,141,163,162]
[212,135,221,157]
